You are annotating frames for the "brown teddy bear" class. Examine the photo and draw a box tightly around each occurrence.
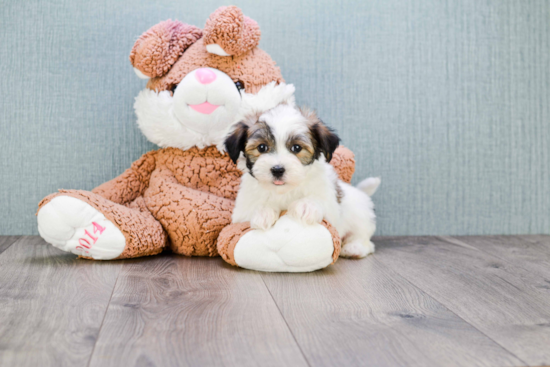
[36,6,357,272]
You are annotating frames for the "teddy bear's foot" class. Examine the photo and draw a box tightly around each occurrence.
[218,216,341,272]
[340,240,375,259]
[37,196,126,260]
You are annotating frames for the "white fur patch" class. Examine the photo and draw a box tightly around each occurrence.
[357,176,381,196]
[250,207,279,231]
[206,43,231,56]
[340,240,375,258]
[238,82,296,119]
[133,67,150,80]
[134,77,297,152]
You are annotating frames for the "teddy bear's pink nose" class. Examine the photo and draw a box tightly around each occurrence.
[195,68,216,84]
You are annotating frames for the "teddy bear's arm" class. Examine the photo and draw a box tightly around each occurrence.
[331,146,356,184]
[91,151,157,205]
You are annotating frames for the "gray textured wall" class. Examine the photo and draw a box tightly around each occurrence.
[1,0,549,236]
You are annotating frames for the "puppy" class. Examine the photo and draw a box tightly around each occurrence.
[225,104,380,258]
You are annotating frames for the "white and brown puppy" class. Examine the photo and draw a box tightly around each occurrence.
[225,104,380,258]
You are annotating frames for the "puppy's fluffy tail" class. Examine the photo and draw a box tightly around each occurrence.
[356,177,381,196]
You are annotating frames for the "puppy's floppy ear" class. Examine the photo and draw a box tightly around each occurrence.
[311,121,340,162]
[302,108,340,163]
[225,122,249,164]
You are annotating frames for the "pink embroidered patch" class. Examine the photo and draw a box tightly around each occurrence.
[75,222,106,255]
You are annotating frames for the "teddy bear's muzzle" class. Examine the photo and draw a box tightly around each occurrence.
[171,67,241,130]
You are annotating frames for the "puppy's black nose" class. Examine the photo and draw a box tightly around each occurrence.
[271,166,285,178]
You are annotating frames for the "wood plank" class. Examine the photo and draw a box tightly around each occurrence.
[0,236,122,367]
[446,235,550,280]
[260,255,523,367]
[0,236,20,255]
[374,236,550,366]
[88,254,308,367]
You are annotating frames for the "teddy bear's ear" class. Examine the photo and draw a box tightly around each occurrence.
[203,6,261,57]
[130,20,202,79]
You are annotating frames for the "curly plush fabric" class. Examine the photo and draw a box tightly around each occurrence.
[130,20,202,78]
[147,38,284,94]
[92,151,157,205]
[203,6,261,56]
[331,146,356,184]
[38,146,354,259]
[322,218,342,263]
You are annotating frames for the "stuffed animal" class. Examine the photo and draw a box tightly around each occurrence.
[36,6,356,272]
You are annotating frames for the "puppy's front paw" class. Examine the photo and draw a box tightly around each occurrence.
[289,199,324,225]
[250,208,279,231]
[340,240,375,259]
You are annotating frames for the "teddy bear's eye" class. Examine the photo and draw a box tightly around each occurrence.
[291,144,302,153]
[257,144,268,153]
[235,81,245,91]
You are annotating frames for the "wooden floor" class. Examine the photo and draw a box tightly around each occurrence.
[1,236,549,366]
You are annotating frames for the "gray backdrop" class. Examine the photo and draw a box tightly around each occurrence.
[1,0,549,236]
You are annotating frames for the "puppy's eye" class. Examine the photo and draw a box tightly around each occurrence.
[170,84,178,94]
[235,81,245,91]
[290,144,302,153]
[257,144,268,153]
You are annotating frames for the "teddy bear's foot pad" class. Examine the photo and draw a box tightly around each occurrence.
[37,196,125,260]
[233,216,335,272]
